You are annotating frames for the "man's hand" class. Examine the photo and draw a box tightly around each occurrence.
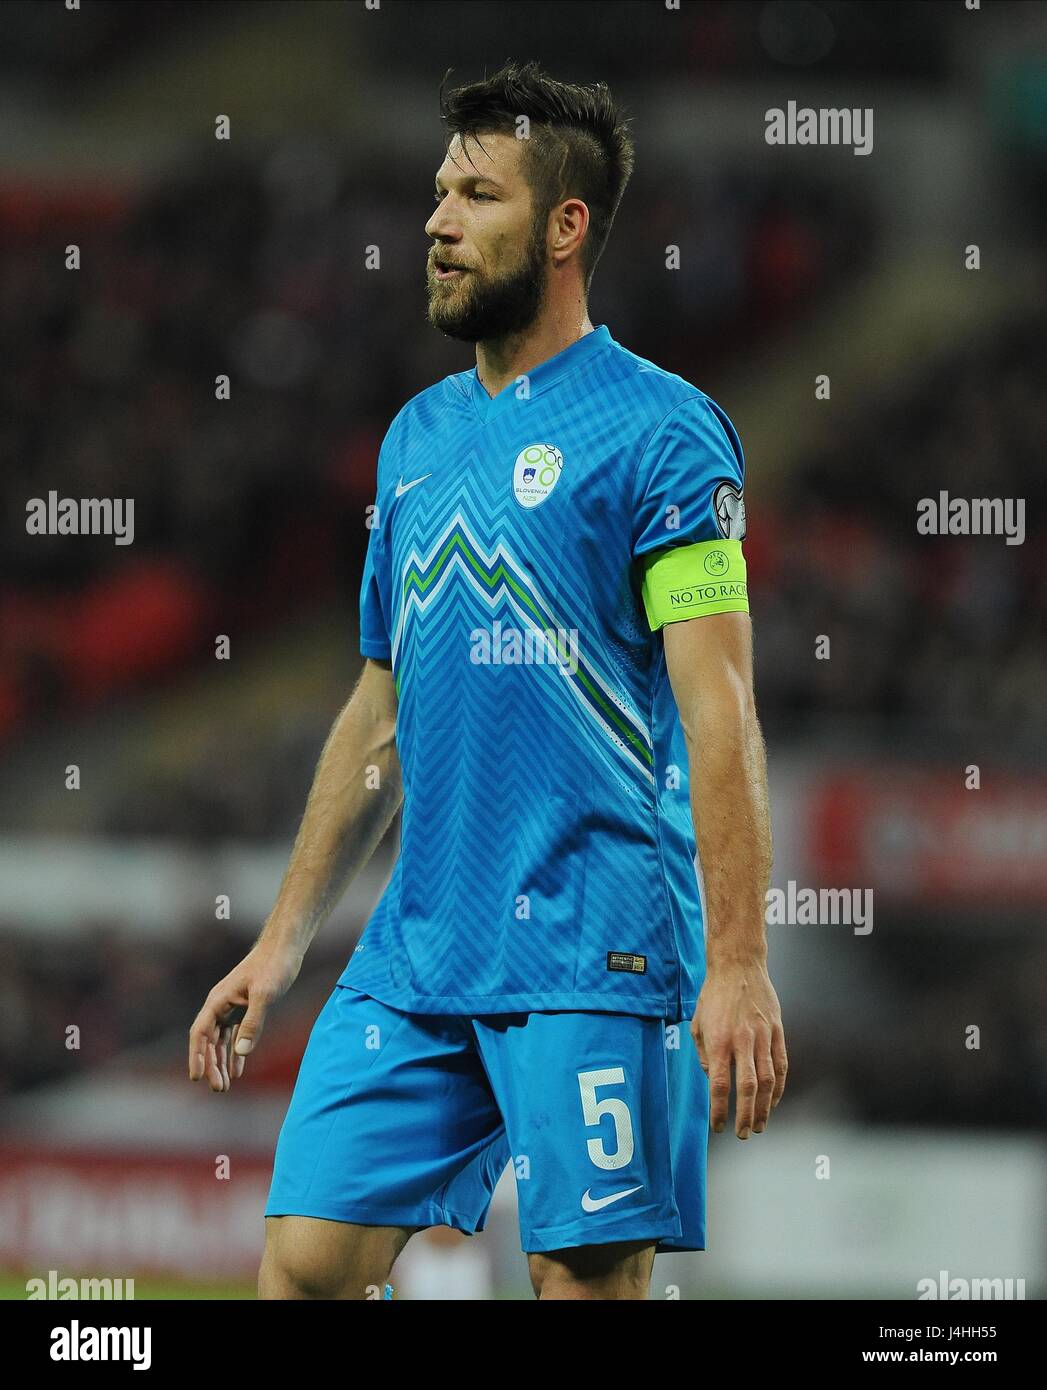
[188,943,303,1093]
[692,960,787,1138]
[187,660,402,1094]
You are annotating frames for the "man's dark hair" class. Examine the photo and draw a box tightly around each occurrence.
[439,60,634,292]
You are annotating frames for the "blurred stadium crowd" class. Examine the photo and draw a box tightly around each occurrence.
[763,313,1047,743]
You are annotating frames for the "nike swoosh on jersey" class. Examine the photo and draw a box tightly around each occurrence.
[580,1184,643,1213]
[395,473,432,497]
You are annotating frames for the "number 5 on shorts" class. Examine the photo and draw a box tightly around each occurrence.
[577,1067,635,1171]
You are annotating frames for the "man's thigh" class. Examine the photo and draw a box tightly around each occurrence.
[259,1214,416,1299]
[265,986,511,1236]
[527,1239,657,1300]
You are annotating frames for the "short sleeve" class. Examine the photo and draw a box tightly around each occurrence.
[359,516,392,660]
[631,394,746,559]
[632,395,750,631]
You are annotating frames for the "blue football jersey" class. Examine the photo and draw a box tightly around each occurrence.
[339,324,747,1021]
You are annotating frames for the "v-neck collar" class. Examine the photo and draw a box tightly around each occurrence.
[468,324,612,423]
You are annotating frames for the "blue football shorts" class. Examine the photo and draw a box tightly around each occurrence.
[264,984,709,1254]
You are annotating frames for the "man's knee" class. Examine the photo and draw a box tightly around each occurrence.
[528,1240,656,1300]
[259,1215,413,1299]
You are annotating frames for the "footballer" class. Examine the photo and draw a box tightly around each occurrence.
[189,60,787,1301]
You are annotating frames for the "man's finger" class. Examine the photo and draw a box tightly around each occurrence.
[188,999,221,1082]
[733,1038,759,1138]
[770,1023,788,1108]
[206,1040,223,1092]
[708,1048,732,1133]
[231,1022,246,1080]
[234,992,272,1058]
[752,1041,777,1132]
[217,1024,232,1092]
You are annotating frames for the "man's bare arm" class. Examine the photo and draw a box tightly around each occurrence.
[662,612,787,1137]
[263,656,402,960]
[188,657,402,1091]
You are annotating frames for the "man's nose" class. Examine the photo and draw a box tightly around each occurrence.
[425,200,461,242]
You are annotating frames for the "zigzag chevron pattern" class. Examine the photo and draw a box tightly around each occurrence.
[391,510,655,787]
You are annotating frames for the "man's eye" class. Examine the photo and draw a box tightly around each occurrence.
[432,189,493,204]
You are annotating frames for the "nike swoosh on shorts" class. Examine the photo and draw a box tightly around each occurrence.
[580,1185,643,1213]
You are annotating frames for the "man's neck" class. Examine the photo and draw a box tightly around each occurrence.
[475,305,595,400]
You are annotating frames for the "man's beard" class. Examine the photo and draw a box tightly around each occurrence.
[426,219,547,343]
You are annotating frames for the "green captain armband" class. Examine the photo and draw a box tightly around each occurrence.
[640,539,749,632]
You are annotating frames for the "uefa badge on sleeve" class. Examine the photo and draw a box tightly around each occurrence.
[713,481,746,540]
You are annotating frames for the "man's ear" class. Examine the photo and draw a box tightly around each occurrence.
[551,198,590,267]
